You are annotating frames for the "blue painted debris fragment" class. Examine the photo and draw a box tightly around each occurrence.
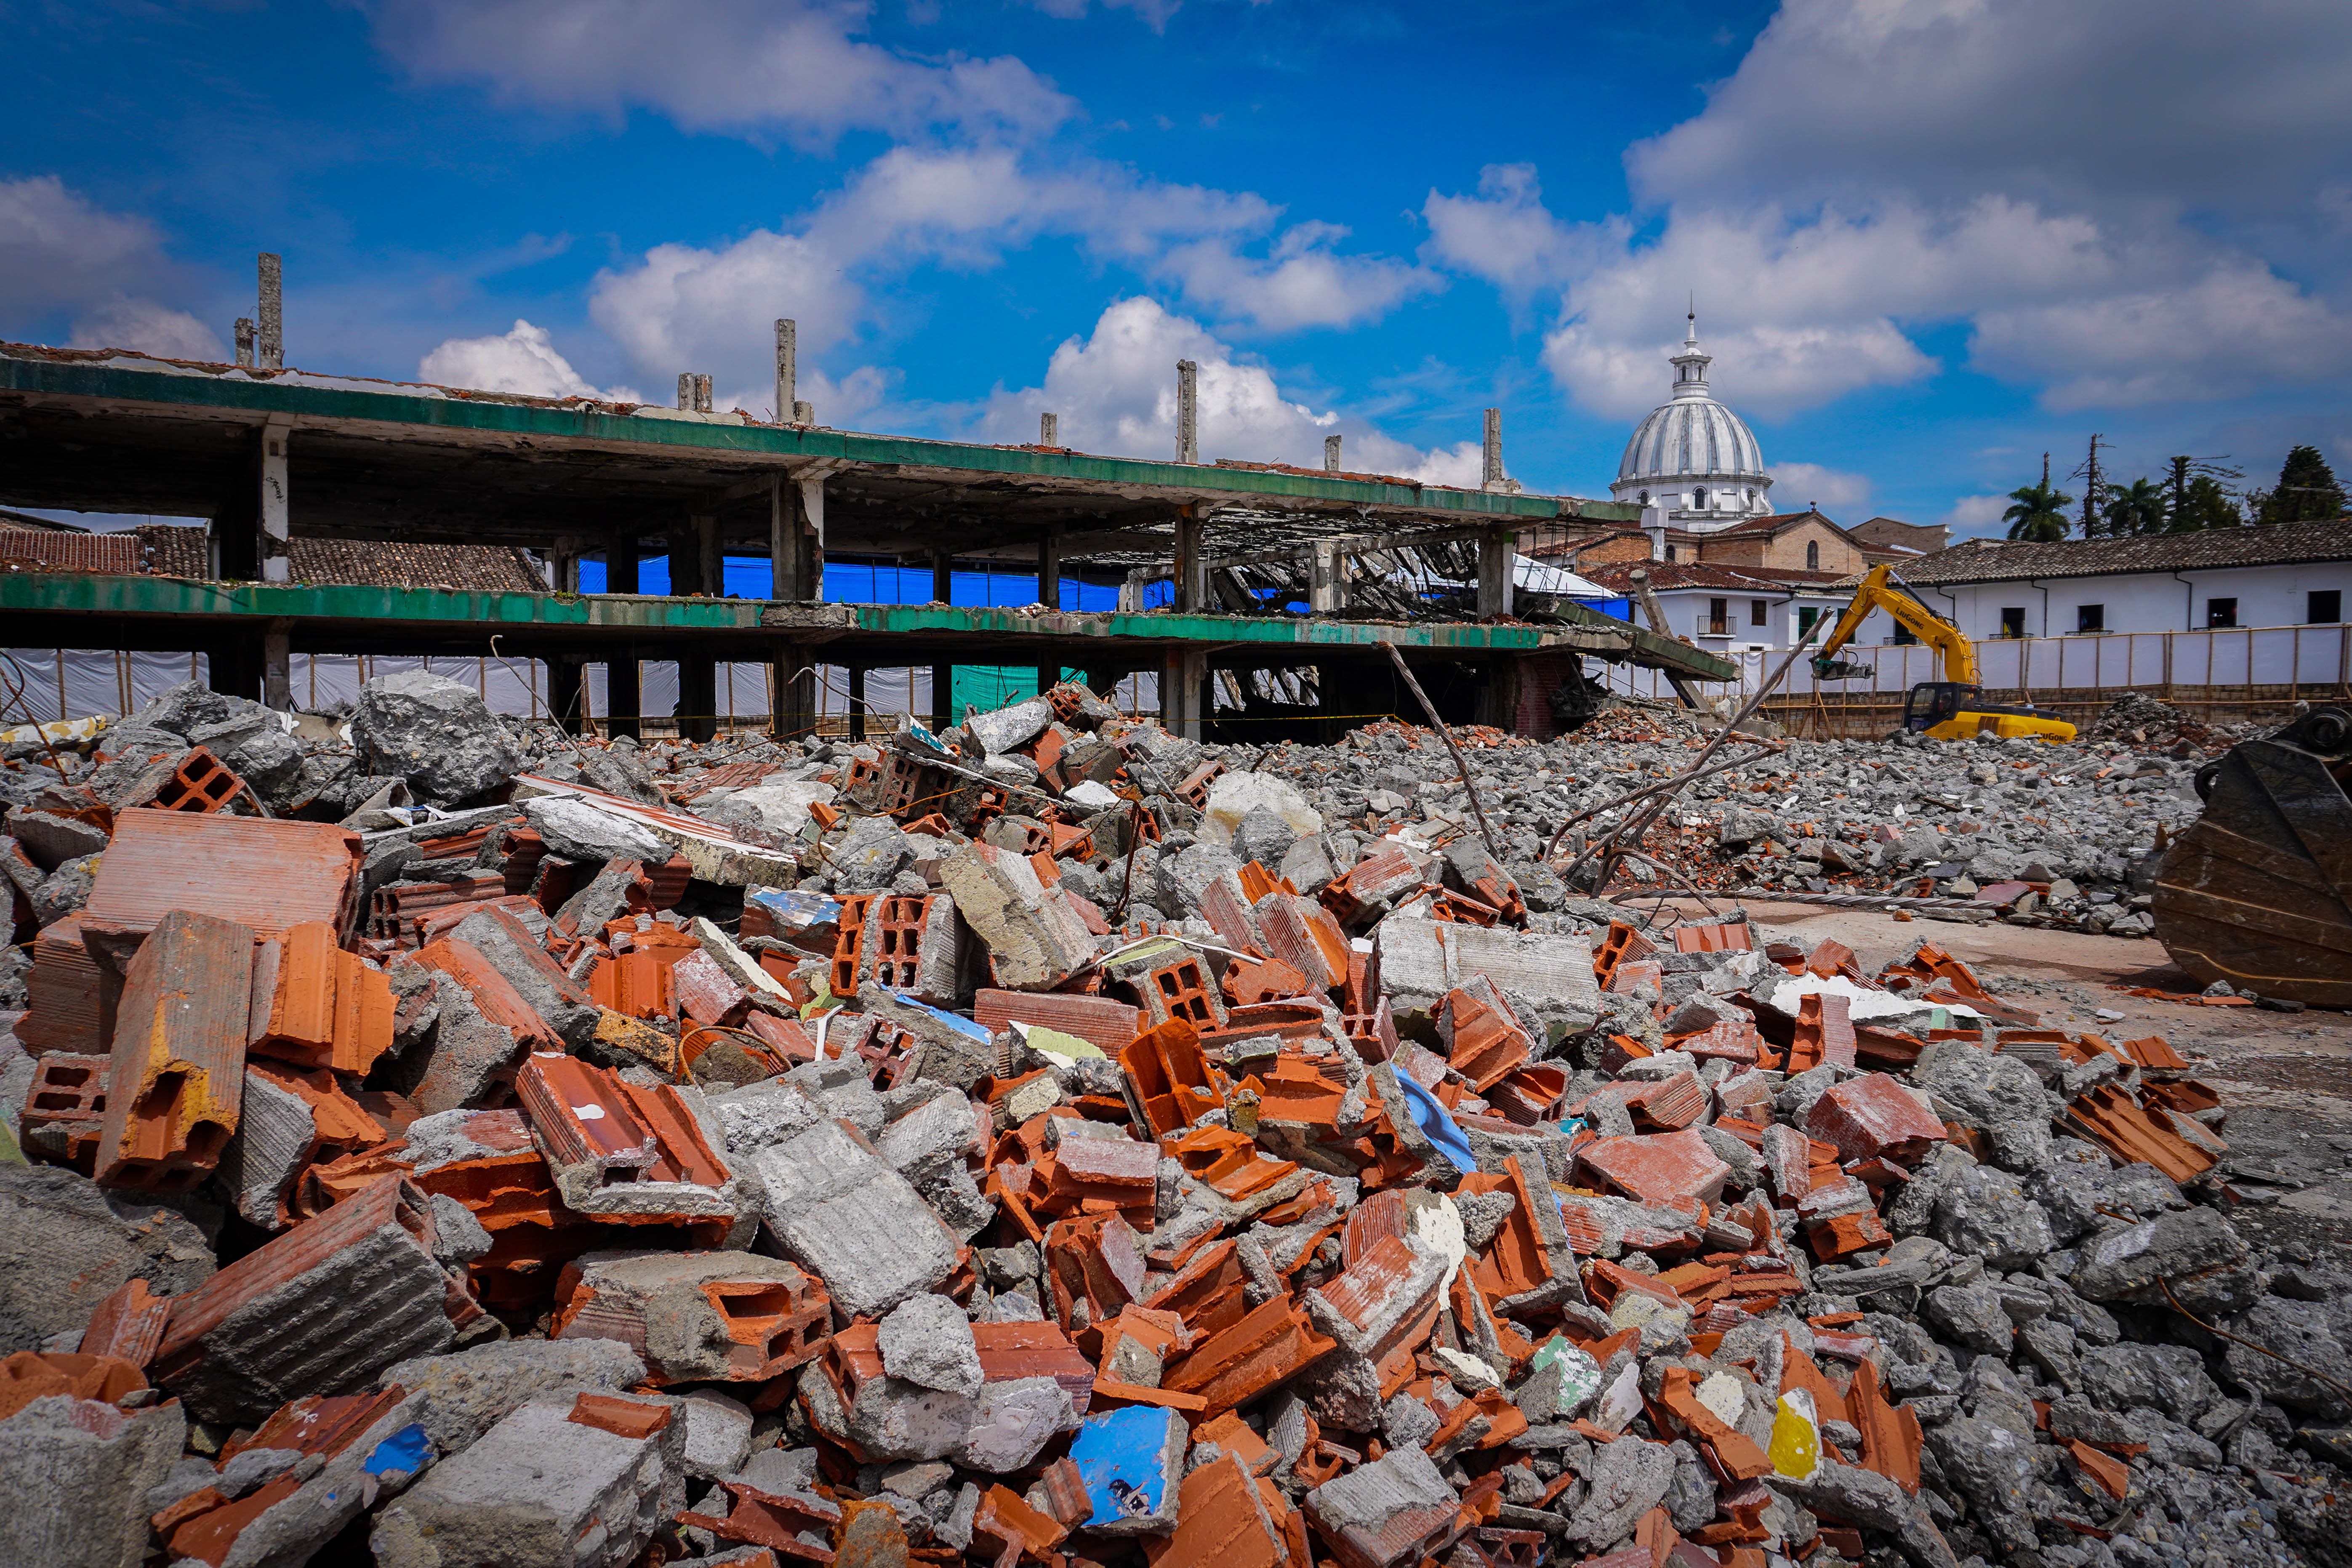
[1068,1403,1187,1535]
[363,1423,432,1478]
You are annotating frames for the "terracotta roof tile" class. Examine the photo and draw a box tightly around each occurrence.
[1850,520,2352,586]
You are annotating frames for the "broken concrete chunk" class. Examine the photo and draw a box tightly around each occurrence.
[0,1393,186,1568]
[748,1118,959,1320]
[372,1391,684,1568]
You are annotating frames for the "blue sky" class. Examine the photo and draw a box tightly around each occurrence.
[6,0,2349,538]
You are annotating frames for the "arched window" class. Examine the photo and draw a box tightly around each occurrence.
[1806,540,1820,570]
[1637,490,1649,506]
[1694,487,1708,509]
[1745,488,1756,506]
[1666,545,1678,562]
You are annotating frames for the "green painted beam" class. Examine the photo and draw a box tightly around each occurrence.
[0,569,1737,681]
[1,349,1646,524]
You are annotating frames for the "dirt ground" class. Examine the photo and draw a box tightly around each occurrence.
[1655,896,2352,1264]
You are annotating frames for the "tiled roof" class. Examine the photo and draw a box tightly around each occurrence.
[1580,560,1850,593]
[138,524,207,578]
[1843,520,2352,586]
[107,525,551,592]
[285,538,548,592]
[1706,509,1854,541]
[0,528,143,573]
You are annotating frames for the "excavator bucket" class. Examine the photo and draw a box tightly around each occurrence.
[2152,705,2352,1007]
[1810,657,1876,682]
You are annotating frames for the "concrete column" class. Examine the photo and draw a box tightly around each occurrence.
[1309,541,1346,613]
[1176,360,1199,464]
[1040,412,1058,445]
[548,658,585,736]
[696,515,722,597]
[1325,433,1342,472]
[772,639,816,739]
[607,654,642,741]
[1173,507,1204,612]
[1036,532,1063,697]
[549,538,583,593]
[1036,532,1061,611]
[931,662,953,730]
[770,477,813,602]
[259,416,291,584]
[262,621,293,711]
[847,666,868,740]
[1161,647,1208,740]
[1477,529,1515,620]
[794,400,815,424]
[775,319,796,425]
[1482,407,1503,487]
[679,654,717,742]
[668,526,700,597]
[257,253,282,370]
[931,550,953,605]
[607,536,641,594]
[234,319,255,369]
[797,474,826,587]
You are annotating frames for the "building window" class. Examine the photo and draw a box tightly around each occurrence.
[1637,490,1649,506]
[1707,598,1729,635]
[1798,606,1821,641]
[1805,540,1820,570]
[2208,597,2238,628]
[1694,487,1709,509]
[1746,488,1756,506]
[1665,545,1678,562]
[1750,598,1768,626]
[2312,590,2344,624]
[2000,607,2027,639]
[1891,623,1918,645]
[2077,604,2104,633]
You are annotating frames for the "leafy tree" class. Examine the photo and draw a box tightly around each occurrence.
[2003,480,2075,541]
[2255,445,2346,523]
[2099,477,2168,536]
[2171,476,2245,532]
[2164,454,2245,532]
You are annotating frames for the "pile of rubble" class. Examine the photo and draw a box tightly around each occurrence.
[2,673,2347,1568]
[1245,705,2220,939]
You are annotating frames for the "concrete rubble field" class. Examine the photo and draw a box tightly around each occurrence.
[3,669,2349,1568]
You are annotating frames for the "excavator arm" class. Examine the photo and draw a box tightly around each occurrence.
[1812,564,1978,686]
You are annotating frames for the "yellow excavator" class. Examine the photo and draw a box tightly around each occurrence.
[1811,564,2077,743]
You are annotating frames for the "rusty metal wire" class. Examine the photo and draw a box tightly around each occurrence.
[2157,1273,2352,1411]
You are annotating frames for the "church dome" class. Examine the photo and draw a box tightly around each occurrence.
[1610,313,1772,524]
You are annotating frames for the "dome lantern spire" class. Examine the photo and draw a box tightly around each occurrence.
[1670,303,1713,399]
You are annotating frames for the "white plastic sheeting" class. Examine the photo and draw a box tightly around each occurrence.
[5,649,1163,726]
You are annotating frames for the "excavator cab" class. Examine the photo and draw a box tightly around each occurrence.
[1901,682,2077,743]
[1902,682,1971,733]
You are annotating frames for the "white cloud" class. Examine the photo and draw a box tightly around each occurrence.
[0,175,223,358]
[1771,461,1871,512]
[581,146,1422,408]
[1626,0,2352,220]
[66,297,225,362]
[418,319,639,401]
[967,296,1483,484]
[1023,0,1187,30]
[1420,165,1600,298]
[1156,222,1439,333]
[1939,494,2010,538]
[1420,0,2352,419]
[1971,260,2352,410]
[370,0,1075,147]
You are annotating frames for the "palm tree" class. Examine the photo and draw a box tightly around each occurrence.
[2003,480,2075,541]
[2100,477,2167,537]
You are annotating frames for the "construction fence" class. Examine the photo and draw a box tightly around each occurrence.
[1598,622,2352,737]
